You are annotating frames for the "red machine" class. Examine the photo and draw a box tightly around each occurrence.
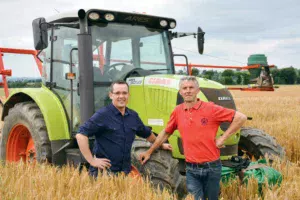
[174,63,275,91]
[0,48,42,99]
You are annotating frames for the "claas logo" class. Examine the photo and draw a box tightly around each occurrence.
[218,96,232,101]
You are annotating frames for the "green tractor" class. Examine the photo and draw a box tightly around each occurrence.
[0,9,284,196]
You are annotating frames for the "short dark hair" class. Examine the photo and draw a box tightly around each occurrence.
[110,80,129,93]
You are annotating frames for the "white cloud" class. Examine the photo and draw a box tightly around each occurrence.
[0,0,299,72]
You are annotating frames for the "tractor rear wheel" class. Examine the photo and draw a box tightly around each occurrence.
[0,102,52,163]
[131,138,187,198]
[238,127,285,160]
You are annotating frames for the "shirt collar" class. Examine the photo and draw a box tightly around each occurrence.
[183,98,202,111]
[108,103,130,116]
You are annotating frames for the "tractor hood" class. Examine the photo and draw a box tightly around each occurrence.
[127,73,236,115]
[127,74,225,91]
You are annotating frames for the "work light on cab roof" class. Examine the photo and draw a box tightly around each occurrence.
[88,12,100,20]
[170,21,176,29]
[160,20,168,27]
[104,13,115,21]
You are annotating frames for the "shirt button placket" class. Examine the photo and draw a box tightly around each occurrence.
[122,115,127,170]
[189,109,192,126]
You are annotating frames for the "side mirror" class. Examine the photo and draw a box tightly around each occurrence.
[197,27,205,54]
[32,18,48,50]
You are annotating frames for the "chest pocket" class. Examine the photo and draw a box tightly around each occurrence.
[102,124,123,140]
[125,126,138,143]
[106,124,121,132]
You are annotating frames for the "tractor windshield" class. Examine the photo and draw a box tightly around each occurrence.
[40,22,173,130]
[90,23,174,111]
[90,23,173,82]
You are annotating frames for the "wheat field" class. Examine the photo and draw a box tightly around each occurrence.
[219,85,300,200]
[0,85,299,199]
[232,85,300,162]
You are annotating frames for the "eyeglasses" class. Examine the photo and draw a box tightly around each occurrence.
[112,91,129,96]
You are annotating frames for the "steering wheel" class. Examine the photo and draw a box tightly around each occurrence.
[105,62,128,73]
[121,67,143,80]
[104,63,128,79]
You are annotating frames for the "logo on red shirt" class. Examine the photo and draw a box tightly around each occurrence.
[201,118,208,126]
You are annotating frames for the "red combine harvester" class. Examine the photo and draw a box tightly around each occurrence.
[175,60,275,91]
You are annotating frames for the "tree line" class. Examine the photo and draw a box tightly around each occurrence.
[177,66,300,85]
[6,78,42,88]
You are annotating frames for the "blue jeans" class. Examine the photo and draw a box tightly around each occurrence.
[186,159,222,200]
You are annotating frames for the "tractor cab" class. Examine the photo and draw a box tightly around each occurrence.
[33,9,204,132]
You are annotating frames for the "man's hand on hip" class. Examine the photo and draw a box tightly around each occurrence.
[90,157,112,169]
[215,137,225,148]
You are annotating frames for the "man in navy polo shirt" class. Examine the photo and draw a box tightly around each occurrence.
[76,80,171,177]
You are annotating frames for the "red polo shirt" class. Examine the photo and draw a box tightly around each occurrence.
[165,100,235,163]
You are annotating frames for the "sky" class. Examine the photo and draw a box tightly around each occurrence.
[0,0,299,77]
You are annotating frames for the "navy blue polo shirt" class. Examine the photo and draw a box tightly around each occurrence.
[78,103,151,174]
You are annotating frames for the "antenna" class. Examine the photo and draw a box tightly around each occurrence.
[54,8,60,13]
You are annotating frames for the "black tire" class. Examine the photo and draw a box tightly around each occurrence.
[238,127,285,160]
[0,102,52,162]
[131,138,187,198]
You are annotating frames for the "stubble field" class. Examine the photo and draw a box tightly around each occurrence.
[0,85,299,199]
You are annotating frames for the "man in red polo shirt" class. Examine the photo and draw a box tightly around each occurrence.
[139,76,247,200]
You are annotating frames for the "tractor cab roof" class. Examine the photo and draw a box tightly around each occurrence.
[47,10,79,23]
[46,8,176,30]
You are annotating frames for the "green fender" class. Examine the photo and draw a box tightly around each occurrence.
[2,85,70,141]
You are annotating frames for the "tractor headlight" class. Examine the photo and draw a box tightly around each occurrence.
[104,13,115,21]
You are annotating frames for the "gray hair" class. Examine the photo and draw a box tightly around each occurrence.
[179,76,199,89]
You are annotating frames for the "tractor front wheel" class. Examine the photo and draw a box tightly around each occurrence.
[131,138,187,198]
[0,102,52,163]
